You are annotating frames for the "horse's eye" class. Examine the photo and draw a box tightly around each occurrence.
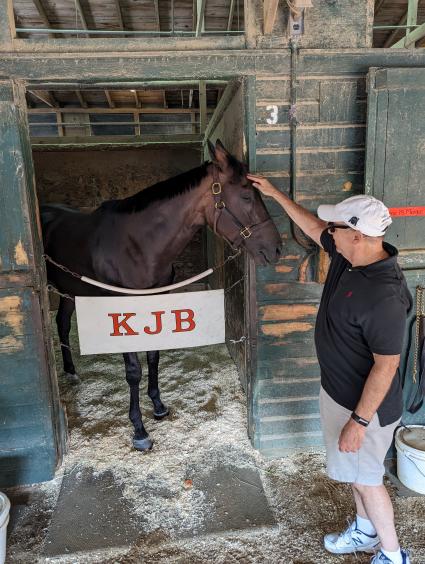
[241,194,252,202]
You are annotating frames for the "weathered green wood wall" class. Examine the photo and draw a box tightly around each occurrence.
[0,81,66,486]
[252,71,366,455]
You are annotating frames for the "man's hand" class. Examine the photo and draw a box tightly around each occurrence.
[338,418,367,453]
[246,174,280,199]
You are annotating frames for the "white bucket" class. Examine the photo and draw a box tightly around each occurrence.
[0,492,10,564]
[395,425,425,494]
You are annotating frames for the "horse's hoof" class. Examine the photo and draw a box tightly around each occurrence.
[64,372,81,385]
[133,437,153,451]
[154,407,170,420]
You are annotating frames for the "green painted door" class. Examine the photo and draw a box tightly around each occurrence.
[365,67,425,425]
[0,80,66,487]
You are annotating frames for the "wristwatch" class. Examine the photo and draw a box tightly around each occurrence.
[351,411,370,427]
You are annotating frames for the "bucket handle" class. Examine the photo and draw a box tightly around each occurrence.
[405,452,425,478]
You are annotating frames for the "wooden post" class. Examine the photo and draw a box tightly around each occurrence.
[263,0,280,35]
[406,0,419,48]
[0,0,15,48]
[134,111,140,136]
[195,0,206,36]
[199,80,207,134]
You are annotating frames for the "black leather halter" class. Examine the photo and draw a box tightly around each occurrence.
[211,165,274,250]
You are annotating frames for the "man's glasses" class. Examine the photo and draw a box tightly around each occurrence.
[327,222,351,233]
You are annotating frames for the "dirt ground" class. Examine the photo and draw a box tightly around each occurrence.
[5,315,425,564]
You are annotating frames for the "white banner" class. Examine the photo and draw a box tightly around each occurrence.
[75,290,225,355]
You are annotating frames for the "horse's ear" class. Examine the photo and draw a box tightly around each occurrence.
[215,139,229,153]
[214,139,230,170]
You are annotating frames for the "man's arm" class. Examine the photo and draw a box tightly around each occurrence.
[338,353,401,453]
[247,174,327,247]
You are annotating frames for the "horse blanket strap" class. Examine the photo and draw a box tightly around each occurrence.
[408,286,425,414]
[211,165,274,249]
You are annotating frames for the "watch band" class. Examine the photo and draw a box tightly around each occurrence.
[351,411,370,427]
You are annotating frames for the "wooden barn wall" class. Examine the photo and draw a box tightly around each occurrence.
[206,85,248,388]
[32,147,205,284]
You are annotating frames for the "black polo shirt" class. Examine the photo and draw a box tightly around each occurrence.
[315,230,412,426]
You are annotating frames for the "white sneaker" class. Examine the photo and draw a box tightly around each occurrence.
[370,549,411,564]
[324,520,380,554]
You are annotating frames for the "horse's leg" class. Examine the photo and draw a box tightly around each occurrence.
[146,350,169,419]
[56,297,80,384]
[123,352,153,451]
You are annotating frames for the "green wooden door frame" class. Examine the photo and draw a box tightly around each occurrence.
[0,79,66,487]
[365,67,425,426]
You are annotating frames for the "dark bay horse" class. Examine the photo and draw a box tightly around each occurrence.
[41,140,282,451]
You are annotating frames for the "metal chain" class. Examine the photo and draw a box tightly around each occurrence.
[212,248,242,271]
[47,284,75,302]
[43,254,81,279]
[413,286,425,384]
[224,275,245,293]
[229,335,246,344]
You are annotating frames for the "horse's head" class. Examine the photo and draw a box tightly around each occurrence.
[206,140,282,266]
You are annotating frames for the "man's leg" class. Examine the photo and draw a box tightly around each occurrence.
[352,484,367,517]
[352,483,399,552]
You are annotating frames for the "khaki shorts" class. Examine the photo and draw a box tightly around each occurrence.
[319,387,400,486]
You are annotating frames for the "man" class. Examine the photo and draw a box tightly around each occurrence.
[247,173,412,564]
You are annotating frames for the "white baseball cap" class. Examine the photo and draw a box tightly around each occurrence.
[317,195,392,237]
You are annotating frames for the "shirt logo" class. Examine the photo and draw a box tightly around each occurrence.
[345,291,353,298]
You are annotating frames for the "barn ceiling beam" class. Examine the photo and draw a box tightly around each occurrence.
[10,50,425,83]
[154,0,160,30]
[74,0,90,37]
[8,35,244,52]
[104,90,115,108]
[30,134,203,149]
[263,0,280,35]
[383,11,407,48]
[75,90,88,108]
[28,107,212,115]
[195,0,206,36]
[374,0,386,16]
[203,79,241,142]
[31,0,55,38]
[114,0,125,30]
[27,80,228,91]
[28,89,59,107]
[227,0,236,30]
[406,0,419,48]
[392,16,425,47]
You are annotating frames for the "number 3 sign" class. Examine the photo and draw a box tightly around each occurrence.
[266,105,278,125]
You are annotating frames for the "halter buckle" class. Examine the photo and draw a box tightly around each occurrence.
[215,200,226,209]
[212,182,222,195]
[240,227,252,239]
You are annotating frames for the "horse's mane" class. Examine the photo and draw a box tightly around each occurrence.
[98,163,210,214]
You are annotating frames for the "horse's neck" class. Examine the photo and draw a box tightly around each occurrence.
[134,182,209,266]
